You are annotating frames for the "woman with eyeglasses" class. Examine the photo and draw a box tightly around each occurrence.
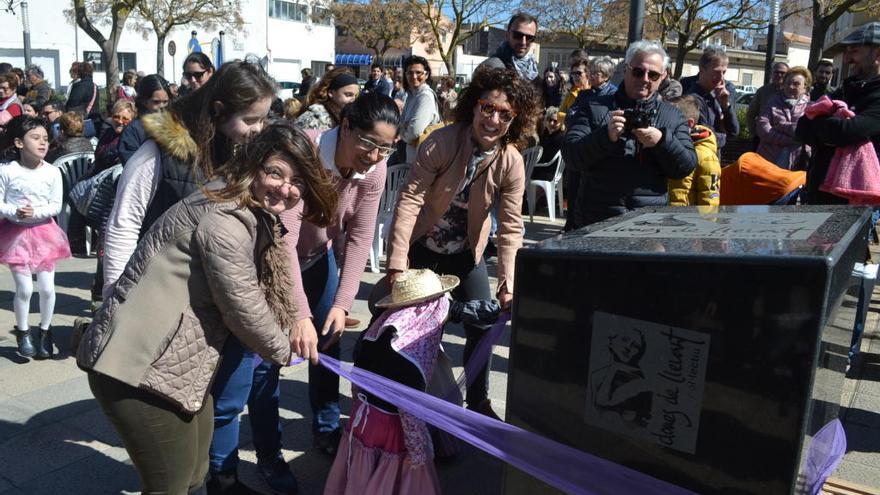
[386,67,538,419]
[77,121,338,495]
[205,94,397,490]
[117,74,172,165]
[400,55,440,164]
[182,52,215,93]
[295,67,361,131]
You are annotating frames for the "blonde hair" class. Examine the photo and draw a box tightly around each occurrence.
[785,66,813,90]
[283,98,301,120]
[58,112,84,137]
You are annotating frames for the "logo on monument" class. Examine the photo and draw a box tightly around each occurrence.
[585,312,710,454]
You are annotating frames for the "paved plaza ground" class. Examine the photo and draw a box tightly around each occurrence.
[0,213,879,494]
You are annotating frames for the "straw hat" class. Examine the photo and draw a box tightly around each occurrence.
[375,269,459,309]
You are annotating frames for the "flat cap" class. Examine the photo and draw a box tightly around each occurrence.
[841,22,880,46]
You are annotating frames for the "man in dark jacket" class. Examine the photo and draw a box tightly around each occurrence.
[810,59,836,101]
[479,12,540,83]
[797,22,880,204]
[681,45,739,150]
[563,40,697,228]
[364,63,392,96]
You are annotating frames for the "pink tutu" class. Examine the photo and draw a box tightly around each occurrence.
[324,397,441,495]
[0,218,71,273]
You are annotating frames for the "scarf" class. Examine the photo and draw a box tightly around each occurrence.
[492,41,538,81]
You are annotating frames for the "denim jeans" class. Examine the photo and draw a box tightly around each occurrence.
[305,249,341,433]
[208,335,257,473]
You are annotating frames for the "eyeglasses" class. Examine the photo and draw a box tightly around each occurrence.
[356,133,396,157]
[41,109,59,117]
[478,98,517,123]
[183,69,208,81]
[262,167,307,193]
[628,65,663,82]
[773,70,788,76]
[510,30,536,43]
[570,70,584,77]
[406,69,426,77]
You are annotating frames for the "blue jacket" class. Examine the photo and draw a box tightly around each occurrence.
[365,77,392,97]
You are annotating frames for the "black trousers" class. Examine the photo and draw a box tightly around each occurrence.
[408,242,493,405]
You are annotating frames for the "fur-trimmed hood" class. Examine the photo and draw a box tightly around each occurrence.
[142,110,198,162]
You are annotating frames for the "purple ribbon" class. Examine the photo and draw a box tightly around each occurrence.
[802,419,847,495]
[320,354,696,495]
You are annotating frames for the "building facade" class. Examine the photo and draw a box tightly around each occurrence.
[0,0,335,91]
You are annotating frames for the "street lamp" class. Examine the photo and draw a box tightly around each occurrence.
[3,0,32,67]
[763,0,780,85]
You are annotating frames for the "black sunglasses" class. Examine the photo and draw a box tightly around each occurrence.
[510,30,536,43]
[628,66,663,82]
[183,69,208,81]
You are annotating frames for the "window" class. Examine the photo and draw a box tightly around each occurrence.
[742,72,753,86]
[313,6,332,25]
[83,51,137,73]
[269,0,308,22]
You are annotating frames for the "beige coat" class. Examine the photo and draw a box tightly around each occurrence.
[77,188,295,413]
[387,122,524,295]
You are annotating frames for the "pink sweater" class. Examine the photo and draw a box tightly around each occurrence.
[280,127,386,319]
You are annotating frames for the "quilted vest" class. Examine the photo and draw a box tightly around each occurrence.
[139,150,205,239]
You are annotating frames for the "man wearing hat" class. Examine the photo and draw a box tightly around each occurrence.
[796,22,880,204]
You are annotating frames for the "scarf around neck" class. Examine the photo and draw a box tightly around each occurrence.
[494,41,538,81]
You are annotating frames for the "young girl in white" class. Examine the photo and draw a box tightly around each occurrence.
[0,116,71,359]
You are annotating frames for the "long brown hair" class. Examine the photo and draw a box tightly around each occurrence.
[207,120,337,226]
[168,61,276,179]
[452,67,539,148]
[298,66,357,124]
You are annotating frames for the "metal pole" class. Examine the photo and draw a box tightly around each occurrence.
[21,1,32,67]
[763,0,780,85]
[628,0,646,44]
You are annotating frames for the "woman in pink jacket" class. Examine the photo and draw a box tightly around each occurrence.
[386,67,538,419]
[757,66,812,170]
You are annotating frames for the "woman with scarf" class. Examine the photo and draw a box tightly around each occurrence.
[386,67,538,419]
[757,66,812,170]
[76,121,338,495]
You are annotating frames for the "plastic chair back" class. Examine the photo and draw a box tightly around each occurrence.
[380,164,410,217]
[522,146,543,181]
[54,152,95,199]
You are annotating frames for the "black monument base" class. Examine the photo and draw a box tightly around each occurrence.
[504,206,870,495]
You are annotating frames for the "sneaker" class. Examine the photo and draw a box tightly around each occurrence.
[257,456,299,494]
[313,427,342,456]
[206,469,261,495]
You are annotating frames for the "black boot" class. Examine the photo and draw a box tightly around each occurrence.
[34,326,53,359]
[206,469,261,495]
[12,326,35,358]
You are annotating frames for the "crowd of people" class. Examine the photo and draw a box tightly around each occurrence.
[2,12,880,495]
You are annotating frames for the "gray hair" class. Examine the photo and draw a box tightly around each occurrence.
[624,41,670,71]
[544,106,559,125]
[699,45,729,69]
[25,64,44,79]
[589,56,616,78]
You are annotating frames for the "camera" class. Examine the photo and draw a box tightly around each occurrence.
[623,106,657,133]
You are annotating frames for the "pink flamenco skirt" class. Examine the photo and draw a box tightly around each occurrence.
[324,396,441,495]
[0,218,71,274]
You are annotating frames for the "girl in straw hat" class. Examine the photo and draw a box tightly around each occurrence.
[324,268,500,495]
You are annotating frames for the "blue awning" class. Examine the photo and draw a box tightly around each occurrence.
[335,53,373,66]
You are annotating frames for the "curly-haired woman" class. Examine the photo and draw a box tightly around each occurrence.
[77,120,338,494]
[386,67,538,419]
[295,67,360,131]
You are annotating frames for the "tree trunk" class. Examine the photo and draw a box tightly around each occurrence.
[673,37,689,79]
[103,41,120,108]
[156,33,166,79]
[808,18,829,70]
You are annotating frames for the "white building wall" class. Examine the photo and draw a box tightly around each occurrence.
[0,0,334,91]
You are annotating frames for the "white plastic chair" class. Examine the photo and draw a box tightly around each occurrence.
[53,152,95,253]
[527,151,566,222]
[521,146,543,188]
[370,164,410,273]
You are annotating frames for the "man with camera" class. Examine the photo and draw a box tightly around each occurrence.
[563,40,696,228]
